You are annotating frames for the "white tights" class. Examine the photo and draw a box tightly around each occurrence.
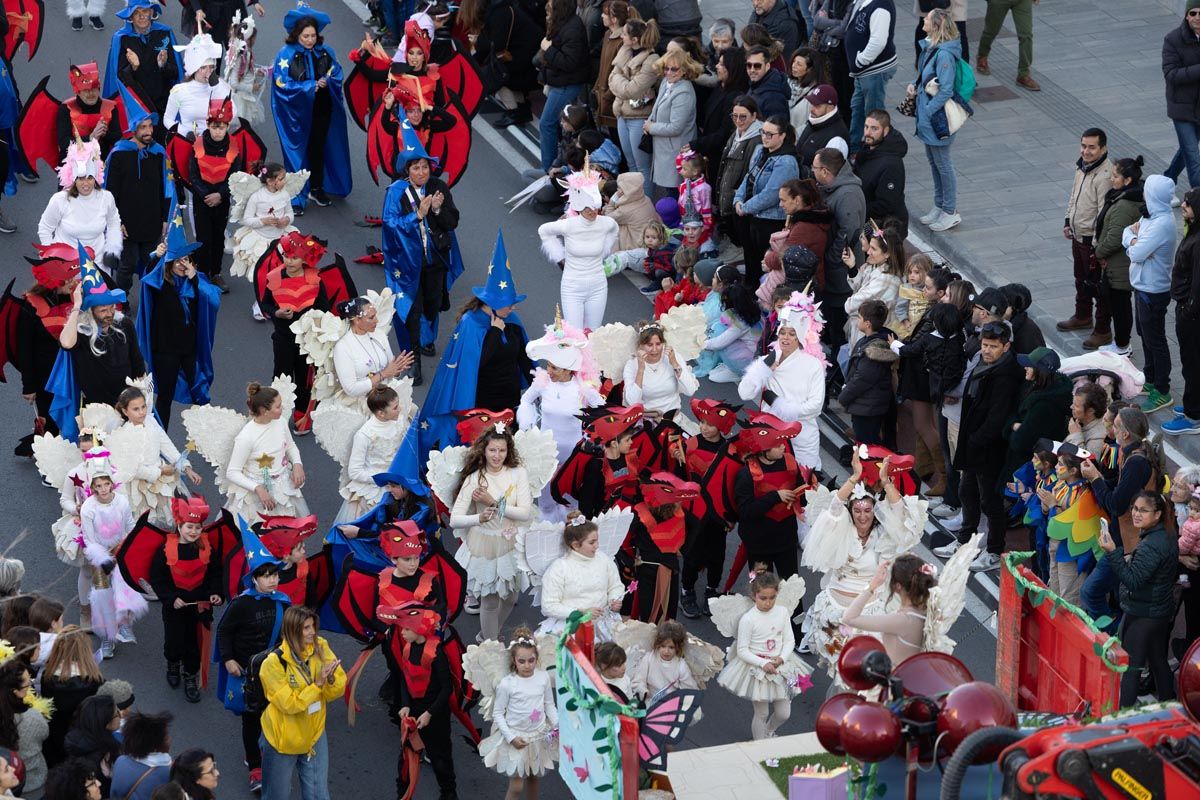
[77,565,93,607]
[480,592,518,642]
[66,0,105,18]
[750,699,792,740]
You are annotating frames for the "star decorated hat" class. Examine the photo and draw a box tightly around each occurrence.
[642,472,700,506]
[690,398,741,435]
[455,408,514,443]
[372,432,429,497]
[255,515,319,560]
[394,118,433,173]
[115,0,163,20]
[379,520,425,560]
[238,515,286,576]
[472,230,526,309]
[117,80,159,134]
[278,231,327,267]
[162,199,202,261]
[68,63,100,94]
[735,411,801,454]
[171,496,210,527]
[78,242,127,310]
[580,404,643,444]
[283,1,331,33]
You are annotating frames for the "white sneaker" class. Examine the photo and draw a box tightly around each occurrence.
[251,301,266,322]
[970,552,1002,572]
[919,207,942,225]
[464,596,481,615]
[707,363,739,384]
[116,624,136,644]
[101,640,115,659]
[941,511,964,531]
[926,496,944,509]
[931,503,959,519]
[929,212,962,232]
[932,540,960,558]
[1100,341,1132,357]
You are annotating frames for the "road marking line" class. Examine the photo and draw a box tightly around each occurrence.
[470,117,536,176]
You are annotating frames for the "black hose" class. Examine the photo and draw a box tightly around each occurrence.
[940,726,1024,800]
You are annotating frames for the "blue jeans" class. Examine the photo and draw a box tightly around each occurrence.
[849,68,895,151]
[616,116,653,190]
[261,733,330,800]
[1082,556,1121,634]
[1135,289,1172,395]
[539,84,585,171]
[924,143,957,213]
[1167,119,1200,190]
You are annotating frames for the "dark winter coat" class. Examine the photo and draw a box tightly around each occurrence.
[216,593,288,668]
[1009,311,1046,356]
[895,325,965,403]
[1094,184,1144,292]
[1171,222,1200,314]
[104,145,171,242]
[953,349,1023,470]
[476,0,541,92]
[1108,524,1179,619]
[747,67,790,121]
[854,126,908,235]
[691,82,740,182]
[1163,20,1200,123]
[1001,373,1072,480]
[749,0,806,60]
[715,121,763,219]
[839,332,898,416]
[797,111,851,170]
[541,15,590,87]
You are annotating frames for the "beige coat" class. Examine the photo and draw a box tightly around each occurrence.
[593,30,624,128]
[603,172,660,250]
[1066,157,1113,240]
[609,46,659,120]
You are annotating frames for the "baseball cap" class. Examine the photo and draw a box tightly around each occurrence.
[808,84,838,107]
[1017,346,1061,373]
[971,287,1007,316]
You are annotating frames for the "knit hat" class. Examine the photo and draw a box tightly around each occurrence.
[1189,0,1200,13]
[96,679,135,710]
[655,197,681,228]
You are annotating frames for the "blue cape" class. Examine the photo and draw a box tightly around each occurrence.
[0,61,20,196]
[102,22,185,100]
[135,259,221,405]
[46,349,80,440]
[380,179,466,351]
[212,588,289,713]
[104,138,174,201]
[270,43,352,210]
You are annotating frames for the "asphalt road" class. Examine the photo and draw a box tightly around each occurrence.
[0,4,1001,797]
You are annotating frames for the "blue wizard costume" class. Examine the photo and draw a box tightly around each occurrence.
[0,38,22,199]
[135,197,221,428]
[103,0,184,118]
[270,3,352,212]
[380,118,464,382]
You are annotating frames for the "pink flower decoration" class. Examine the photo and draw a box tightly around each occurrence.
[794,674,814,692]
[766,638,776,651]
[625,580,639,594]
[529,709,542,724]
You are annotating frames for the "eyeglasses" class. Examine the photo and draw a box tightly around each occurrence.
[761,129,781,138]
[1130,505,1158,515]
[746,62,766,71]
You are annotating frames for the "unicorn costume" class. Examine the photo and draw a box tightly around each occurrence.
[165,35,236,137]
[37,140,123,269]
[224,12,268,125]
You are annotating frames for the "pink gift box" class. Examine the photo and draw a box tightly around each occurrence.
[788,766,849,800]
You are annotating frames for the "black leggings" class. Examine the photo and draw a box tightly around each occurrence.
[151,350,197,431]
[192,197,230,277]
[742,216,783,289]
[307,89,333,191]
[241,710,264,769]
[1118,613,1174,707]
[682,516,727,594]
[162,604,209,673]
[1106,283,1133,348]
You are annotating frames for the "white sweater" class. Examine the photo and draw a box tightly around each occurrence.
[449,467,533,531]
[346,416,405,486]
[537,215,619,281]
[622,357,698,415]
[38,190,123,258]
[164,79,235,138]
[630,653,698,699]
[225,418,302,492]
[540,549,624,622]
[493,670,558,740]
[80,493,134,565]
[332,331,394,398]
[241,187,295,228]
[117,418,182,482]
[735,604,794,666]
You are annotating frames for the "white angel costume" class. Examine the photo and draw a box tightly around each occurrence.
[33,434,92,569]
[737,292,828,470]
[712,575,811,704]
[227,170,308,280]
[166,35,235,137]
[106,410,187,527]
[450,466,534,600]
[616,619,724,721]
[335,414,408,523]
[463,640,559,776]
[223,12,268,125]
[799,486,926,674]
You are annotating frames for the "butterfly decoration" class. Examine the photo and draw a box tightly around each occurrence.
[563,743,574,764]
[637,689,703,770]
[574,761,590,782]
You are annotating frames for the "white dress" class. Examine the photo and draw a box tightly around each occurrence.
[37,190,123,262]
[538,214,619,330]
[621,357,699,416]
[450,467,533,598]
[517,371,603,522]
[52,461,89,567]
[114,418,182,526]
[79,493,148,639]
[716,604,810,702]
[335,416,405,523]
[738,351,826,470]
[223,418,308,520]
[230,186,296,279]
[479,670,559,777]
[537,549,625,641]
[164,79,236,138]
[331,331,394,401]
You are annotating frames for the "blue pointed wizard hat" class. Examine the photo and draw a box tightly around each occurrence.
[118,80,159,134]
[395,118,434,174]
[375,428,429,497]
[78,242,127,310]
[162,197,202,261]
[238,514,286,579]
[283,1,331,33]
[116,0,162,20]
[472,230,526,310]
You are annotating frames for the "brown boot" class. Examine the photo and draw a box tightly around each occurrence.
[925,441,947,496]
[1082,331,1113,350]
[1016,75,1041,91]
[976,55,990,75]
[1056,315,1092,331]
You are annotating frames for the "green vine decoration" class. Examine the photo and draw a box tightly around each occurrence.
[1003,552,1128,674]
[556,611,646,800]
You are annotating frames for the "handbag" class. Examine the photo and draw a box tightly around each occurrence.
[924,78,969,134]
[479,9,514,94]
[638,131,654,153]
[896,94,916,118]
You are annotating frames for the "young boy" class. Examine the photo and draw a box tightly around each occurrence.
[558,405,646,518]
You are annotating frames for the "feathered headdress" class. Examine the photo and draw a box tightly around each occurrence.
[561,154,603,213]
[775,289,827,365]
[57,138,103,188]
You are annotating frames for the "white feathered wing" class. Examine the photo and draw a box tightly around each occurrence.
[658,304,707,363]
[78,403,122,436]
[515,521,566,583]
[515,428,559,500]
[924,532,983,654]
[33,434,83,489]
[462,638,557,721]
[426,443,469,512]
[614,620,725,688]
[709,573,806,640]
[588,323,636,383]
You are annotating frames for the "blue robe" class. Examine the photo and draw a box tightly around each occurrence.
[270,42,352,211]
[0,59,21,195]
[102,21,184,100]
[135,258,221,405]
[45,350,80,441]
[212,587,290,714]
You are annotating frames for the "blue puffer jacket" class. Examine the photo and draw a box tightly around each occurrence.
[733,143,800,220]
[912,37,961,147]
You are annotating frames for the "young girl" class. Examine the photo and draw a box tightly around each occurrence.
[694,264,739,378]
[841,555,936,668]
[229,164,298,309]
[594,642,631,703]
[676,149,713,244]
[79,457,147,660]
[891,253,934,339]
[111,387,202,526]
[628,620,699,703]
[49,430,99,627]
[716,571,809,740]
[1039,450,1100,606]
[842,226,904,348]
[1179,490,1200,558]
[449,427,533,642]
[639,221,677,295]
[336,385,406,523]
[538,512,625,641]
[224,382,308,520]
[699,280,763,383]
[653,247,709,318]
[28,599,64,675]
[1010,448,1059,581]
[479,627,558,799]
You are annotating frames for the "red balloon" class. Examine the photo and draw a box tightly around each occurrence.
[840,702,902,763]
[838,635,887,690]
[815,693,864,755]
[1179,638,1200,723]
[937,681,1017,762]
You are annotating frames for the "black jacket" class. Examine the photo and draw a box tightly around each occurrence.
[839,332,897,416]
[67,316,146,405]
[749,2,806,60]
[105,145,170,242]
[692,82,740,181]
[42,675,102,767]
[145,274,199,357]
[1009,311,1045,355]
[476,0,541,92]
[541,15,590,87]
[1108,525,1179,619]
[747,68,789,121]
[1163,20,1200,122]
[216,593,287,667]
[1171,224,1200,311]
[953,350,1023,470]
[797,112,850,170]
[854,127,908,235]
[116,29,179,113]
[733,456,798,552]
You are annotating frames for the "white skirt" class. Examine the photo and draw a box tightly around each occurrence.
[800,588,854,676]
[717,650,812,702]
[479,727,557,777]
[229,224,297,279]
[536,609,621,643]
[225,470,309,523]
[51,515,85,567]
[455,527,530,600]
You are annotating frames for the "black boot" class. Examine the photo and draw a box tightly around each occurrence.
[410,358,423,388]
[680,591,703,619]
[496,102,531,127]
[166,660,181,688]
[183,672,201,703]
[704,587,720,616]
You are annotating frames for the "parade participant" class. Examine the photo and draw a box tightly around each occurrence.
[144,497,223,702]
[628,473,699,623]
[55,64,120,163]
[381,119,464,381]
[242,515,326,608]
[594,642,631,702]
[224,10,269,126]
[334,385,408,523]
[680,398,741,618]
[626,620,712,704]
[732,412,807,587]
[214,524,290,794]
[187,99,243,289]
[537,159,619,330]
[535,510,626,641]
[47,251,143,440]
[841,555,937,668]
[192,0,266,51]
[104,0,184,116]
[104,84,173,292]
[738,289,827,470]
[478,627,558,799]
[79,453,148,660]
[801,452,925,671]
[331,456,437,576]
[449,424,533,642]
[40,429,103,624]
[257,232,332,433]
[271,6,353,213]
[164,35,234,139]
[224,381,308,519]
[228,163,300,299]
[37,141,122,279]
[135,207,221,428]
[109,385,202,525]
[621,321,699,423]
[551,404,644,518]
[517,314,603,522]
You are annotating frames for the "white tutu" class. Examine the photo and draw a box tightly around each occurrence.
[225,470,309,522]
[455,529,530,600]
[229,224,296,279]
[479,728,558,777]
[89,570,148,641]
[800,588,856,675]
[51,515,85,567]
[716,651,811,702]
[536,609,621,643]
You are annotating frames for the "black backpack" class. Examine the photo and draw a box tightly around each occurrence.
[242,647,284,714]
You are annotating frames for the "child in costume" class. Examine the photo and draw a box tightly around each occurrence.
[841,555,936,668]
[699,278,763,383]
[537,511,625,641]
[147,497,223,702]
[891,253,934,339]
[78,454,147,660]
[653,247,709,318]
[478,627,558,798]
[553,404,644,518]
[229,164,301,300]
[593,641,630,703]
[336,384,407,523]
[629,473,700,624]
[224,381,309,520]
[676,149,713,245]
[625,620,722,718]
[224,11,268,126]
[45,429,101,618]
[1007,447,1058,582]
[693,264,737,378]
[1039,443,1101,607]
[111,386,201,525]
[248,515,323,607]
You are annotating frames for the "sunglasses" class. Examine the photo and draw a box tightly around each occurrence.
[746,62,766,70]
[663,65,682,73]
[980,321,1008,336]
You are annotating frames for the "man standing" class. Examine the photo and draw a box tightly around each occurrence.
[1163,2,1200,191]
[745,46,790,121]
[1058,128,1113,349]
[976,0,1040,91]
[813,147,865,356]
[796,84,850,170]
[105,0,184,121]
[935,321,1022,572]
[749,0,805,61]
[104,87,174,293]
[853,109,907,235]
[843,0,897,152]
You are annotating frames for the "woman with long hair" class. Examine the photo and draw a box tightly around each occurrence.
[908,8,964,232]
[733,115,800,287]
[0,660,47,797]
[609,17,661,189]
[537,0,590,172]
[42,758,102,800]
[690,45,748,188]
[41,628,103,768]
[787,48,819,133]
[757,178,831,308]
[1092,156,1145,358]
[63,695,121,796]
[593,0,637,130]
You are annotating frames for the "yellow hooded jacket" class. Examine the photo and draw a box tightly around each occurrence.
[260,636,347,756]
